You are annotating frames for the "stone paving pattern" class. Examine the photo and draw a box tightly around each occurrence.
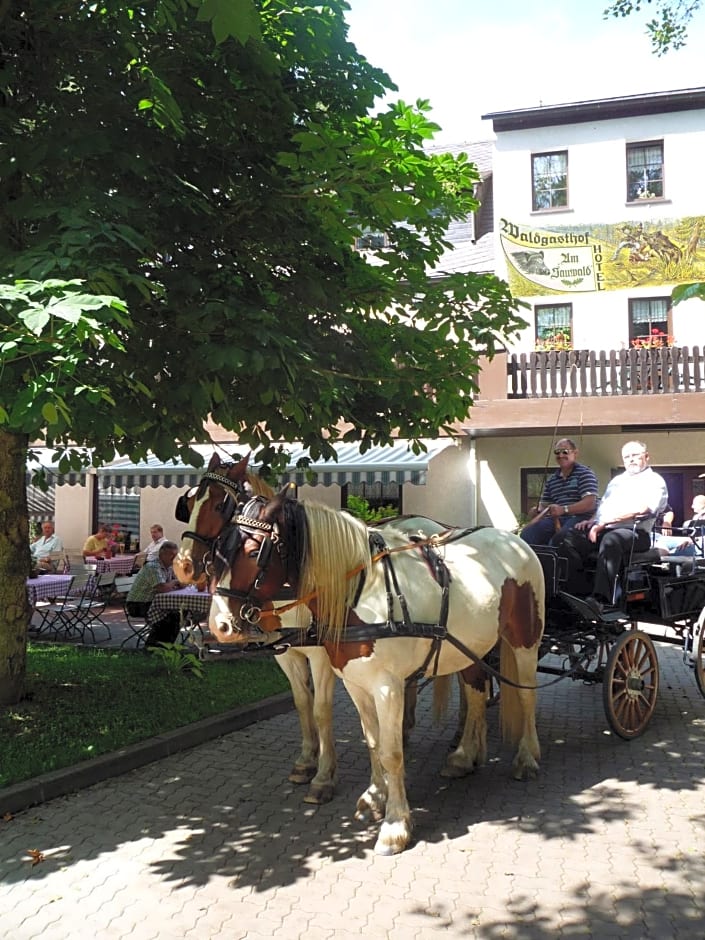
[1,641,704,939]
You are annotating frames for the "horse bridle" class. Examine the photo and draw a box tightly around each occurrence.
[177,470,251,551]
[213,504,285,628]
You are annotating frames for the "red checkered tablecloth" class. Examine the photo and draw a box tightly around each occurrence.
[26,575,73,605]
[146,588,212,628]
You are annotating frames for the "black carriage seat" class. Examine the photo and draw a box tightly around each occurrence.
[530,546,569,599]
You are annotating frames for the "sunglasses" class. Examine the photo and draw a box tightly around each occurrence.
[554,448,573,456]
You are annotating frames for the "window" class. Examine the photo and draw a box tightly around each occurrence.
[98,488,140,551]
[354,229,388,250]
[626,141,664,201]
[535,303,572,350]
[531,151,568,211]
[628,297,670,346]
[520,469,548,520]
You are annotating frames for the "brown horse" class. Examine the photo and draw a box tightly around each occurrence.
[173,455,460,805]
[203,489,545,855]
[174,453,341,803]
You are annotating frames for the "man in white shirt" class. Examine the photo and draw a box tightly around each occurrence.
[134,524,167,568]
[30,521,64,570]
[554,440,668,613]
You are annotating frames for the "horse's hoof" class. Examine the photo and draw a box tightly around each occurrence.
[374,840,405,856]
[303,783,334,804]
[440,761,475,779]
[512,760,539,781]
[288,765,316,785]
[374,820,411,855]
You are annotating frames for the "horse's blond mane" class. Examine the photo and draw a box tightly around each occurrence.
[245,472,276,499]
[298,503,372,642]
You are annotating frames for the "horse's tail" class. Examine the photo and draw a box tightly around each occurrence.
[432,674,453,723]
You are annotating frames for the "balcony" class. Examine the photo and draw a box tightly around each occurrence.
[506,346,705,399]
[460,346,705,437]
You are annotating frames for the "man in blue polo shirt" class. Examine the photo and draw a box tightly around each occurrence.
[521,438,598,546]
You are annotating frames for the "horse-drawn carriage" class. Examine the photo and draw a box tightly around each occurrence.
[174,454,705,854]
[532,534,705,740]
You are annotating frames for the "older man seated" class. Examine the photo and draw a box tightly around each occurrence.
[30,520,64,572]
[126,541,185,647]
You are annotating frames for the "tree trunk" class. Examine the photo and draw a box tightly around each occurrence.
[0,430,31,705]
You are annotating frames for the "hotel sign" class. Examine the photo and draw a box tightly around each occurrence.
[499,217,703,296]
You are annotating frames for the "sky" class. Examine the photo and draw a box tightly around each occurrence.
[344,0,705,144]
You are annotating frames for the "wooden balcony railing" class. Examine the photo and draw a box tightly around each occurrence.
[507,346,705,399]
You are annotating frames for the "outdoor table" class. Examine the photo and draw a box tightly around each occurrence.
[86,554,137,575]
[145,586,212,629]
[26,574,73,606]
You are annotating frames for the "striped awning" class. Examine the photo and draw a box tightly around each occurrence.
[28,439,452,489]
[275,440,452,487]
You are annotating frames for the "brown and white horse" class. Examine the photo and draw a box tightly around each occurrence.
[173,454,455,805]
[204,490,546,855]
[174,453,339,803]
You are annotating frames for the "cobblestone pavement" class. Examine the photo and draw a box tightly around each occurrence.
[2,640,705,939]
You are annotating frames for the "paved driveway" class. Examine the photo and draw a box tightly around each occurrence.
[1,641,705,939]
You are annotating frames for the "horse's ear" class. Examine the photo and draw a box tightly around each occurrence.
[208,453,221,470]
[263,483,294,522]
[228,452,250,481]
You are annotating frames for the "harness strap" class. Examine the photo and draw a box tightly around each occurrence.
[248,528,468,623]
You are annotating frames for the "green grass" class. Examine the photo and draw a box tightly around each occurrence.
[0,643,291,788]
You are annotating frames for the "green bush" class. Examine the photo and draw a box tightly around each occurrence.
[346,494,398,524]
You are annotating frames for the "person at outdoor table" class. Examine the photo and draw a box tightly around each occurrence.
[553,440,668,615]
[133,523,166,569]
[126,541,190,646]
[82,523,112,560]
[30,520,64,570]
[520,438,598,546]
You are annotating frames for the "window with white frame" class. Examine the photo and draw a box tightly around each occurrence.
[628,296,670,344]
[531,151,568,211]
[535,302,573,349]
[626,141,664,202]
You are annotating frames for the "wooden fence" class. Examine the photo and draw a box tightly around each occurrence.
[507,346,705,399]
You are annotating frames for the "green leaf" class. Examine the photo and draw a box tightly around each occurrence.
[672,282,705,306]
[41,402,59,424]
[196,0,261,45]
[20,307,51,335]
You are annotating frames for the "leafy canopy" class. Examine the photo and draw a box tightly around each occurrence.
[1,0,526,474]
[604,0,702,55]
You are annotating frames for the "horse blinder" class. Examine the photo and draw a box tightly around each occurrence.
[256,536,273,570]
[175,486,198,523]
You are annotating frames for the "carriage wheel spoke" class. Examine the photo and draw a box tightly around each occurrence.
[603,631,659,740]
